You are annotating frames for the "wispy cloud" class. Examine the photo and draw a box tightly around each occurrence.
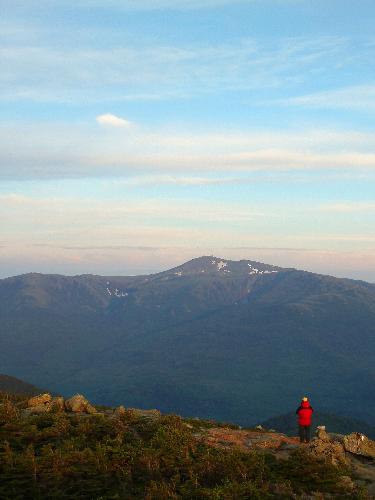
[121,175,241,186]
[6,0,281,13]
[283,84,375,111]
[320,201,375,213]
[83,0,250,10]
[0,193,268,227]
[0,35,353,103]
[1,123,374,180]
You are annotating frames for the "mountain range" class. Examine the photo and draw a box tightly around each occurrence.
[1,256,374,426]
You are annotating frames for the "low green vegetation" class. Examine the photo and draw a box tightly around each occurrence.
[0,393,367,499]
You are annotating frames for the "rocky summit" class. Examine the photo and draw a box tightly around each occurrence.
[1,389,375,498]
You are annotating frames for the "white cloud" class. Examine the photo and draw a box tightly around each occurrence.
[0,123,375,180]
[0,36,353,104]
[320,201,375,213]
[0,193,266,225]
[122,175,240,186]
[283,85,375,111]
[96,113,133,128]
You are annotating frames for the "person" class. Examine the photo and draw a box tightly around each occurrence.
[296,396,313,443]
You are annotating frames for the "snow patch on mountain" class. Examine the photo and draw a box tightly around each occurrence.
[217,261,227,270]
[248,264,278,275]
[106,282,128,297]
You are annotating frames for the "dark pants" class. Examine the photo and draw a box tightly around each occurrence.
[299,425,311,443]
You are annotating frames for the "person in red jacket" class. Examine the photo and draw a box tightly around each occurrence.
[296,396,314,443]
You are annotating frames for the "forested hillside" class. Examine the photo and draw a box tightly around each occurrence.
[1,257,374,426]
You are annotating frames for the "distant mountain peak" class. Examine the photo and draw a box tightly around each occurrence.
[167,255,283,277]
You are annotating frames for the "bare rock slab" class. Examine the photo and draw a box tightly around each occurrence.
[343,433,375,459]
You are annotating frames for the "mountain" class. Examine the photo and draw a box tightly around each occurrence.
[1,256,375,426]
[0,374,42,396]
[261,411,375,440]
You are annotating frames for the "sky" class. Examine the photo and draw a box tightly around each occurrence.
[1,0,375,281]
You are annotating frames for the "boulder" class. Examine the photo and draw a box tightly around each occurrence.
[114,405,127,416]
[27,393,52,408]
[65,394,96,414]
[343,433,375,459]
[316,425,330,442]
[50,397,65,412]
[308,438,347,466]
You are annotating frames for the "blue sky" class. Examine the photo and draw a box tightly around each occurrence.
[1,0,375,280]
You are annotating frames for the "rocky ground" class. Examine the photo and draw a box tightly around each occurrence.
[25,393,375,498]
[195,425,375,497]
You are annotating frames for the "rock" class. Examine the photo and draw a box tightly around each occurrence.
[50,397,65,412]
[27,393,52,408]
[328,432,345,444]
[26,395,65,414]
[204,428,299,453]
[343,433,375,459]
[114,405,127,416]
[26,393,52,414]
[308,438,347,466]
[65,394,96,414]
[25,404,51,415]
[316,425,330,442]
[128,408,161,420]
[277,441,300,452]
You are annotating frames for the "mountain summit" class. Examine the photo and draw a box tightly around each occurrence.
[166,256,283,276]
[1,257,374,426]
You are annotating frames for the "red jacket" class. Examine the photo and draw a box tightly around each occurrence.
[296,401,313,426]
